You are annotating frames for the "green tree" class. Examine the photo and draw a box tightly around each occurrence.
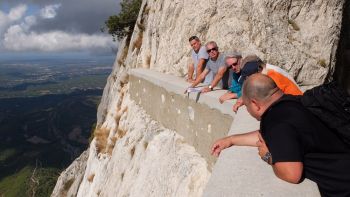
[104,0,142,41]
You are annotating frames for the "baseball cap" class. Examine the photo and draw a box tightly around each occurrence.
[238,61,260,84]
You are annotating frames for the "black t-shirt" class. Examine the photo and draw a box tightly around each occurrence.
[260,95,350,197]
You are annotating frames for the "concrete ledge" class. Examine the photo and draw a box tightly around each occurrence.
[129,68,319,196]
[130,68,234,168]
[129,69,233,170]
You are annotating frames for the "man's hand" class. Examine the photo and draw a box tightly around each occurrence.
[232,98,243,112]
[186,78,195,83]
[219,93,229,103]
[211,137,233,157]
[219,92,237,104]
[201,86,211,93]
[257,132,271,163]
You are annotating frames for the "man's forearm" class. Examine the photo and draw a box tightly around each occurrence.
[188,63,194,80]
[210,74,222,88]
[230,130,260,147]
[211,130,260,157]
[210,67,227,88]
[190,70,207,87]
[196,59,206,77]
[190,75,204,87]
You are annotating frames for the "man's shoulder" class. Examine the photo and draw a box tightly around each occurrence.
[216,53,227,68]
[271,95,302,107]
[218,53,226,60]
[199,46,207,51]
[197,46,209,59]
[198,46,208,54]
[263,95,304,119]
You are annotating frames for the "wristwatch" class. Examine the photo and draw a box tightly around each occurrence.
[209,85,213,90]
[261,152,272,164]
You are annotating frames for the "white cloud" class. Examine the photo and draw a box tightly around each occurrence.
[3,25,114,52]
[40,4,61,19]
[0,3,116,53]
[0,4,27,35]
[8,4,27,21]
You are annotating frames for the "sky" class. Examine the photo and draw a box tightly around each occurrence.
[0,0,120,59]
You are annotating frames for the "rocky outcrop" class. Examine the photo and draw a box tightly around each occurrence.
[78,95,209,197]
[52,0,346,196]
[51,150,89,197]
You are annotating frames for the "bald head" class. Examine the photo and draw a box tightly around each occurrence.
[242,73,279,102]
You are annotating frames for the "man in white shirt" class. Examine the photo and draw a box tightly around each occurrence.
[187,36,209,83]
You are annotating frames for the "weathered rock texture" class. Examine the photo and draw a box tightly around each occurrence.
[79,94,210,197]
[125,0,345,87]
[52,0,346,196]
[51,150,89,197]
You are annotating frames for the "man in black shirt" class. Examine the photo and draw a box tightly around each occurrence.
[211,74,350,197]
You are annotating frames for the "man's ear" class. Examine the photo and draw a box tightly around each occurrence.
[251,99,261,111]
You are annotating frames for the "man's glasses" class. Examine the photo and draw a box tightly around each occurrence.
[207,47,218,53]
[229,62,238,67]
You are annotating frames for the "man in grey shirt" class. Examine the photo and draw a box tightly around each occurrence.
[187,36,209,83]
[188,41,230,93]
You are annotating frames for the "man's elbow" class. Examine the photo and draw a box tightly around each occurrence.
[274,162,303,184]
[282,173,302,184]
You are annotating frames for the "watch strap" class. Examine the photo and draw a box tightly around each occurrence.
[261,152,272,164]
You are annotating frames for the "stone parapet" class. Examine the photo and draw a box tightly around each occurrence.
[130,68,234,168]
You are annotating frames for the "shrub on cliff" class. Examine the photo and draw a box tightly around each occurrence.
[104,0,142,41]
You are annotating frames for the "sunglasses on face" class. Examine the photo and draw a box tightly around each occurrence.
[229,62,238,67]
[207,47,218,53]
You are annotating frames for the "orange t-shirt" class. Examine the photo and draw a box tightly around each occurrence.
[263,64,303,95]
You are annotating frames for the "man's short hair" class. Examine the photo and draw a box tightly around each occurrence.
[242,73,278,102]
[189,36,200,42]
[205,41,218,48]
[225,51,243,61]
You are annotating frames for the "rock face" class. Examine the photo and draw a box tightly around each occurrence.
[67,94,210,197]
[125,0,344,87]
[51,150,89,197]
[52,0,346,196]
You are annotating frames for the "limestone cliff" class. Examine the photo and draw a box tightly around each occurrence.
[52,0,346,196]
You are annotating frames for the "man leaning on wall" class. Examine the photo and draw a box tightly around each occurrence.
[211,73,350,196]
[187,36,210,83]
[218,51,243,103]
[186,41,230,93]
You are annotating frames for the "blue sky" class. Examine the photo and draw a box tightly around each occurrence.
[0,0,121,59]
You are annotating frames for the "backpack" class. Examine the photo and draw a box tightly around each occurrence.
[299,81,350,146]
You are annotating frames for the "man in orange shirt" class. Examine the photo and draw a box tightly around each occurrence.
[233,57,302,112]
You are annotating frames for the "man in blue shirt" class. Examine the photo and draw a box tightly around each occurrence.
[219,52,242,103]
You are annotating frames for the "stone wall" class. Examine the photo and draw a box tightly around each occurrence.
[129,68,234,168]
